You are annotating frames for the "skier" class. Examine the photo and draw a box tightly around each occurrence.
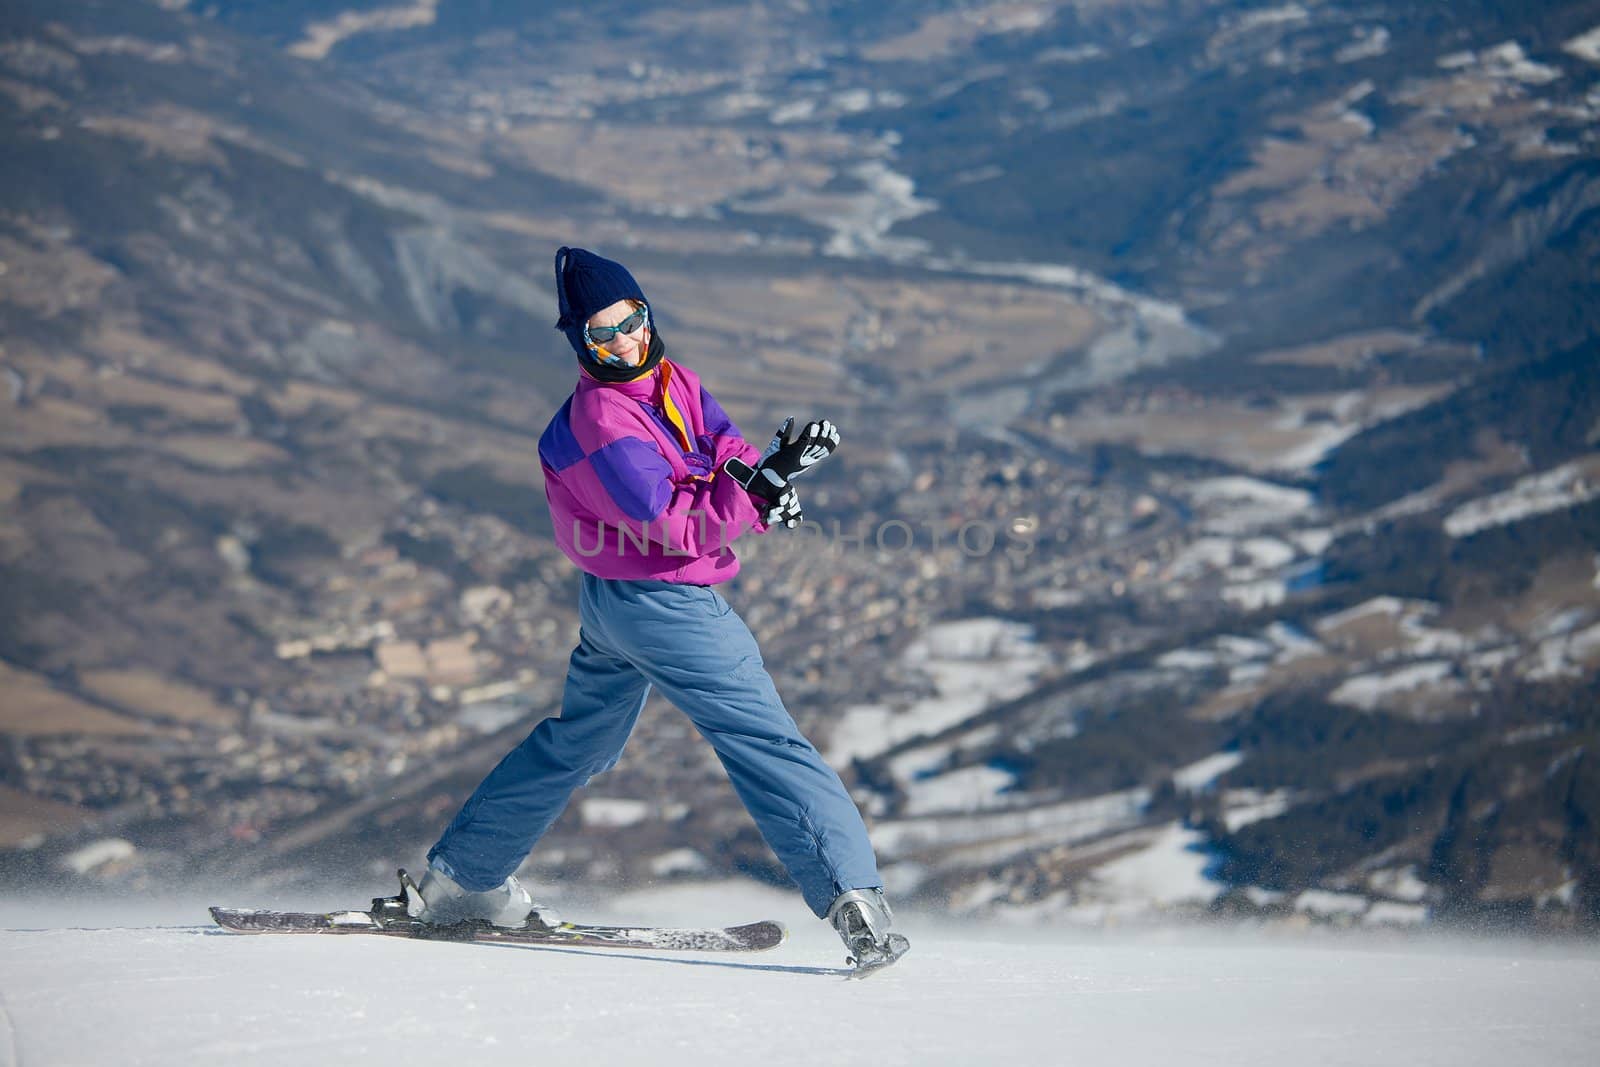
[411,246,908,970]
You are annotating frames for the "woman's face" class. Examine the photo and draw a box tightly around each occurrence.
[586,299,651,366]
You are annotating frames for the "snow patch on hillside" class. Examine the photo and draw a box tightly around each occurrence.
[1172,751,1245,792]
[1526,621,1600,680]
[1568,25,1600,64]
[1187,476,1315,534]
[1443,460,1600,537]
[1064,824,1221,922]
[1480,41,1563,84]
[1157,626,1318,685]
[1221,788,1295,831]
[899,763,1017,816]
[870,789,1150,863]
[1273,420,1363,471]
[1329,661,1459,710]
[1316,595,1408,631]
[1336,26,1391,63]
[287,1,442,61]
[1223,578,1287,610]
[1296,888,1371,918]
[581,797,654,828]
[827,618,1047,766]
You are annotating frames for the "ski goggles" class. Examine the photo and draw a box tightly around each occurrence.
[583,304,650,345]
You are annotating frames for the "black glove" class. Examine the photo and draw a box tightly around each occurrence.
[723,456,804,528]
[723,417,839,529]
[761,482,804,528]
[757,417,840,482]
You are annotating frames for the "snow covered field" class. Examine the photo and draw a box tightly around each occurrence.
[3,881,1597,1067]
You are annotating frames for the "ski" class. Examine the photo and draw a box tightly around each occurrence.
[209,869,787,954]
[845,933,911,979]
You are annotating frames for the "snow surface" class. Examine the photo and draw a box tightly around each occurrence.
[1363,900,1429,927]
[1367,867,1432,904]
[869,789,1150,862]
[1295,890,1372,918]
[1316,595,1409,631]
[1166,535,1237,578]
[1569,25,1600,64]
[1526,621,1600,681]
[1158,647,1224,670]
[1187,477,1315,532]
[580,796,653,828]
[1443,461,1600,537]
[1336,26,1391,64]
[1220,789,1295,832]
[898,763,1017,816]
[827,618,1048,767]
[1080,824,1220,911]
[58,838,137,876]
[1221,578,1287,610]
[1172,751,1245,793]
[1479,41,1563,85]
[1328,661,1458,710]
[1270,421,1363,472]
[287,0,442,62]
[647,848,710,877]
[3,881,1598,1067]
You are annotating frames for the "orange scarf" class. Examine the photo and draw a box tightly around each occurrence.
[655,359,694,454]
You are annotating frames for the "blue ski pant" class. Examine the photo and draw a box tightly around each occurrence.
[428,573,882,917]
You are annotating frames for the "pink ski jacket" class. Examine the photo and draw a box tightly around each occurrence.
[538,359,769,584]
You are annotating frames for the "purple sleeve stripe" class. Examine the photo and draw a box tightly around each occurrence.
[538,400,587,473]
[699,386,738,439]
[589,436,674,523]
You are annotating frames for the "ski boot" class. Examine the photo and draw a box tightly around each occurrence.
[827,887,910,977]
[404,863,557,930]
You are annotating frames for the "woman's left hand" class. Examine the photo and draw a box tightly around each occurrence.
[759,417,840,481]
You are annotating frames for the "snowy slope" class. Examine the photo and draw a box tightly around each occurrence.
[3,882,1598,1067]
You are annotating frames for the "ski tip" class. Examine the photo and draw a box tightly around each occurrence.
[725,919,788,951]
[208,906,261,932]
[208,905,255,923]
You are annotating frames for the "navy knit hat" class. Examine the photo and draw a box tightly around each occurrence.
[554,246,665,381]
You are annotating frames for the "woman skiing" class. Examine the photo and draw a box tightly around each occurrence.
[412,246,908,970]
